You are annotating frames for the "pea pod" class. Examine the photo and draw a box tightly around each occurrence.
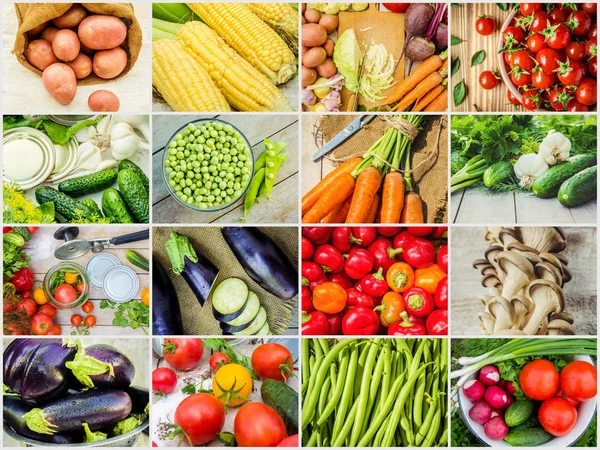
[241,167,265,221]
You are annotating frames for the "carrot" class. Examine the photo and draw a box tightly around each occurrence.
[379,172,405,223]
[400,191,424,224]
[392,61,449,112]
[423,88,448,112]
[301,158,362,216]
[345,167,382,224]
[302,173,356,223]
[365,193,380,223]
[413,85,445,112]
[323,195,352,223]
[383,50,448,105]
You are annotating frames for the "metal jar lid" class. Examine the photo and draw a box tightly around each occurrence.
[103,265,139,303]
[3,127,56,190]
[47,115,98,126]
[46,137,79,183]
[86,253,121,289]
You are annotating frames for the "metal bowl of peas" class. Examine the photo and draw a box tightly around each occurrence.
[162,119,254,212]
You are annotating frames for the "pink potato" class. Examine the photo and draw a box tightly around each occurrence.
[65,53,93,79]
[42,63,77,105]
[41,27,59,43]
[27,21,49,39]
[88,90,120,112]
[52,4,87,29]
[24,39,58,71]
[78,15,127,50]
[52,29,80,62]
[92,47,127,79]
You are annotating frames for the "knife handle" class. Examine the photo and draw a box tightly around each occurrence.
[346,93,356,112]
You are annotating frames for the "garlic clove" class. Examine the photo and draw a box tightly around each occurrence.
[75,125,97,143]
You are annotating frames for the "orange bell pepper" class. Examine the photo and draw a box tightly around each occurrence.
[414,264,446,295]
[386,262,415,293]
[376,291,405,327]
[64,271,78,284]
[312,282,347,314]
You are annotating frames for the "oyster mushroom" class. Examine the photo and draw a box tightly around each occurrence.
[495,251,535,299]
[522,279,566,335]
[484,245,504,279]
[495,329,527,335]
[481,274,502,296]
[550,311,574,324]
[473,259,493,275]
[506,242,542,266]
[484,227,504,244]
[485,296,516,334]
[478,311,496,335]
[536,316,549,335]
[547,319,576,335]
[561,265,573,284]
[520,227,566,253]
[534,262,563,285]
[498,228,521,248]
[511,295,533,330]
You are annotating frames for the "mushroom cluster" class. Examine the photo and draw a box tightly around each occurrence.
[474,227,575,336]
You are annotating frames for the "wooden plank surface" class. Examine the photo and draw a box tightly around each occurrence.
[2,3,151,113]
[152,114,299,224]
[451,227,597,336]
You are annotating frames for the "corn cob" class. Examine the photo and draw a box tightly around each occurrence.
[152,39,230,112]
[247,3,298,52]
[186,3,297,85]
[176,22,292,112]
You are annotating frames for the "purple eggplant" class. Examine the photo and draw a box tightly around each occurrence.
[165,232,220,306]
[153,258,184,335]
[221,227,298,300]
[3,339,77,406]
[22,389,132,434]
[125,386,149,414]
[67,344,135,389]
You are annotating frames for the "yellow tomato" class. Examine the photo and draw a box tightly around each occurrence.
[141,287,150,306]
[212,363,252,407]
[64,271,78,284]
[33,287,48,305]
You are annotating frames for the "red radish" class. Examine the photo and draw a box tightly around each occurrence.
[469,400,492,425]
[502,394,515,410]
[490,408,504,419]
[496,380,505,390]
[462,379,485,401]
[484,386,508,409]
[484,416,509,440]
[479,365,501,386]
[505,381,517,396]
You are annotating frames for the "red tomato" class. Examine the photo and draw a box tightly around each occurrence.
[152,367,178,394]
[76,282,85,294]
[550,6,570,24]
[71,314,83,326]
[503,26,525,44]
[544,23,571,49]
[532,69,556,89]
[382,3,410,13]
[586,38,597,58]
[527,33,547,53]
[31,313,53,335]
[538,397,577,436]
[16,299,36,317]
[531,11,551,33]
[54,284,77,304]
[278,434,299,447]
[567,98,590,111]
[581,3,597,16]
[37,304,57,319]
[511,71,532,87]
[570,10,592,36]
[520,3,542,16]
[576,78,597,105]
[549,86,573,110]
[174,393,225,445]
[589,23,598,39]
[565,41,587,61]
[536,48,562,74]
[522,89,542,110]
[25,226,38,235]
[588,56,598,77]
[81,301,94,313]
[209,352,230,371]
[85,315,96,327]
[560,360,597,402]
[479,71,499,90]
[507,90,521,105]
[519,360,559,400]
[504,51,515,67]
[512,49,536,71]
[234,403,287,447]
[46,324,62,335]
[476,16,495,35]
[163,338,204,371]
[252,343,294,381]
[21,291,31,300]
[557,60,586,85]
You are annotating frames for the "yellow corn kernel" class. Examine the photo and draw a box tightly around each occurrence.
[187,3,297,85]
[152,39,230,112]
[247,3,298,45]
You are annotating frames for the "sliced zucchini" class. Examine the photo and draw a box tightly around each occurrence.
[255,321,270,336]
[221,291,260,333]
[212,278,248,322]
[233,307,267,336]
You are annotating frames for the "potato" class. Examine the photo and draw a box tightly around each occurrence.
[302,45,310,56]
[303,46,327,68]
[302,65,317,86]
[52,4,87,29]
[304,8,321,23]
[323,38,335,57]
[88,90,120,112]
[302,23,328,47]
[42,63,77,105]
[25,39,58,71]
[27,21,49,39]
[65,53,93,79]
[52,29,80,62]
[319,14,339,34]
[41,27,58,43]
[78,15,127,50]
[93,47,127,79]
[79,42,95,56]
[302,16,306,25]
[316,58,337,78]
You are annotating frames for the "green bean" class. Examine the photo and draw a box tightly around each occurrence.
[378,343,392,415]
[317,375,331,417]
[400,416,415,446]
[421,408,442,447]
[438,423,449,446]
[305,429,318,447]
[368,346,386,402]
[415,374,440,445]
[317,338,330,355]
[354,340,371,400]
[331,401,358,447]
[317,351,349,426]
[413,371,426,428]
[373,414,390,447]
[302,338,309,385]
[242,167,264,221]
[313,338,324,360]
[332,345,358,437]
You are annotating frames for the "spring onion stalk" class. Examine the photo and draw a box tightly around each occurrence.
[450,155,489,192]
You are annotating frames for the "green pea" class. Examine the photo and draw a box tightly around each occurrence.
[180,194,188,202]
[207,195,215,202]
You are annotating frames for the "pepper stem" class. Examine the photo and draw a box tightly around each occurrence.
[388,247,403,259]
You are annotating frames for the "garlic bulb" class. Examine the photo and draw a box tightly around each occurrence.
[112,115,149,142]
[514,154,549,189]
[110,123,149,160]
[538,131,571,165]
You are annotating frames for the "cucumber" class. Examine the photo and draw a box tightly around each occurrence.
[35,186,93,222]
[3,232,25,247]
[101,189,135,224]
[557,165,597,207]
[221,291,260,333]
[532,154,596,198]
[504,399,535,427]
[212,278,248,322]
[512,414,540,431]
[117,170,149,223]
[118,160,149,194]
[126,250,149,271]
[58,169,117,197]
[260,379,298,435]
[232,307,267,336]
[82,199,103,218]
[483,161,513,188]
[504,427,552,446]
[12,227,31,242]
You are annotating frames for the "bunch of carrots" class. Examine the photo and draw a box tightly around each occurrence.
[302,115,427,224]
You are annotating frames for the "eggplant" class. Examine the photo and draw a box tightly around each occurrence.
[221,227,298,299]
[211,278,249,322]
[125,386,149,414]
[22,389,132,434]
[3,396,81,444]
[152,257,184,335]
[3,338,77,405]
[165,232,219,306]
[67,344,135,389]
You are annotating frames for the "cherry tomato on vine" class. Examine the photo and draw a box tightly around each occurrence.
[544,23,571,49]
[581,3,597,16]
[536,48,562,74]
[531,11,551,33]
[479,71,499,90]
[550,6,570,24]
[588,56,597,77]
[85,315,96,327]
[71,314,83,326]
[522,89,542,111]
[81,301,94,313]
[567,98,590,111]
[549,87,573,110]
[512,49,536,71]
[532,69,555,89]
[556,60,586,85]
[510,71,531,87]
[476,16,495,35]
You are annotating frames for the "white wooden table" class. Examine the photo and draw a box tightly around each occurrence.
[2,3,151,113]
[152,114,299,224]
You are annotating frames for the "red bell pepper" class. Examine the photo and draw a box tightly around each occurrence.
[302,311,330,335]
[368,238,400,273]
[434,276,448,310]
[326,313,343,334]
[302,237,314,260]
[359,268,389,297]
[10,268,34,292]
[403,287,435,317]
[407,226,434,237]
[437,245,448,273]
[432,226,448,239]
[426,309,448,335]
[327,271,353,290]
[344,248,374,279]
[346,288,375,310]
[392,230,415,260]
[302,227,331,245]
[331,227,360,253]
[351,227,377,247]
[314,244,345,273]
[3,227,14,234]
[377,226,402,237]
[341,307,379,335]
[301,285,314,312]
[302,261,325,283]
[309,275,327,291]
[402,238,436,269]
[387,312,427,335]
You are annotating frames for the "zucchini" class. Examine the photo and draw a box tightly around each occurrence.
[117,170,149,223]
[558,165,597,207]
[58,169,118,197]
[35,186,94,222]
[233,307,267,336]
[81,199,103,218]
[221,291,260,333]
[212,278,248,322]
[126,250,149,271]
[532,154,596,198]
[118,160,149,194]
[260,379,298,435]
[101,189,135,224]
[483,161,513,188]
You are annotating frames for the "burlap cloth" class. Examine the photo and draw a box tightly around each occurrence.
[14,3,142,85]
[314,115,448,223]
[153,227,297,335]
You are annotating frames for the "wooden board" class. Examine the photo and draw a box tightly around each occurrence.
[337,3,405,110]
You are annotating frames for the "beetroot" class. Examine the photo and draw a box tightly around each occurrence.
[484,386,508,409]
[463,379,485,401]
[479,365,501,386]
[434,23,448,50]
[484,416,509,440]
[469,400,492,425]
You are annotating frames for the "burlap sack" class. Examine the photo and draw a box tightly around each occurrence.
[153,227,298,336]
[315,115,448,223]
[13,3,142,85]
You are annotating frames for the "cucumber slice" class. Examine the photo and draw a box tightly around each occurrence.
[212,278,248,322]
[255,321,270,336]
[221,292,260,333]
[233,308,267,336]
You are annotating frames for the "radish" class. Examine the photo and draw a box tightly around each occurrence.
[462,379,485,401]
[502,394,515,410]
[490,408,504,419]
[496,380,505,390]
[469,400,492,425]
[484,386,508,409]
[505,381,517,396]
[479,365,501,386]
[484,416,509,440]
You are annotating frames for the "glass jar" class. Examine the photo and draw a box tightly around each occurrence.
[43,262,90,309]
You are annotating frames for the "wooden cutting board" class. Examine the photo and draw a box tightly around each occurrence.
[338,3,405,110]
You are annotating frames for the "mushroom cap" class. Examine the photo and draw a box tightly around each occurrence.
[534,261,563,286]
[496,251,535,298]
[561,265,573,284]
[499,228,521,247]
[473,259,493,273]
[519,227,566,253]
[526,279,566,313]
[482,266,497,277]
[484,227,504,244]
[555,252,569,266]
[486,295,517,333]
[549,311,574,324]
[547,319,576,335]
[478,311,496,335]
[481,274,502,289]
